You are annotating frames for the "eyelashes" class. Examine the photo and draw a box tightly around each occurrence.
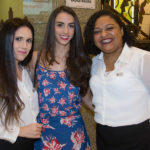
[14,37,33,43]
[93,26,114,35]
[56,22,75,28]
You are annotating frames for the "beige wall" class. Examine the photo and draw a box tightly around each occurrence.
[139,0,150,35]
[0,0,23,21]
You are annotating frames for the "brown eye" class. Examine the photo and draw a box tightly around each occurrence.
[106,27,114,31]
[56,23,64,27]
[27,39,32,43]
[93,30,101,35]
[69,24,74,28]
[15,37,22,41]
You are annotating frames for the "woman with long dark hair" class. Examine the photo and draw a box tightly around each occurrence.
[33,6,92,150]
[84,9,150,150]
[0,18,42,150]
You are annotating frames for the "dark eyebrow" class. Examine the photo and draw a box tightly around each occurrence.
[106,24,115,26]
[14,36,33,40]
[56,22,75,24]
[56,22,64,24]
[94,24,115,29]
[14,36,23,39]
[69,22,75,25]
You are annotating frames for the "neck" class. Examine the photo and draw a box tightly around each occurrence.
[104,48,122,72]
[55,44,70,60]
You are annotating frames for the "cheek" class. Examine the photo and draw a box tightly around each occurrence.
[26,44,32,53]
[94,35,100,46]
[70,29,75,37]
[13,41,17,49]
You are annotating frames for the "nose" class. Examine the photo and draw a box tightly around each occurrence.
[22,40,27,48]
[63,26,69,34]
[101,29,107,37]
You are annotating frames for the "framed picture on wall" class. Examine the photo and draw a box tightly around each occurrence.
[23,0,49,1]
[66,0,95,9]
[23,0,52,15]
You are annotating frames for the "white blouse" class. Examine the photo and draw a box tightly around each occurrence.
[0,68,39,143]
[90,43,150,127]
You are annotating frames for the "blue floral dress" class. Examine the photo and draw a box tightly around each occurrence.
[34,65,91,150]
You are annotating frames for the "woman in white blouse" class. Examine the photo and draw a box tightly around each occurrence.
[0,18,42,150]
[84,10,150,150]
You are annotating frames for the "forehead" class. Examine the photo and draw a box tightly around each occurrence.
[15,26,32,37]
[55,12,74,23]
[95,15,119,27]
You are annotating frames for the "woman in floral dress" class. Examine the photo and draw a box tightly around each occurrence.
[34,6,93,150]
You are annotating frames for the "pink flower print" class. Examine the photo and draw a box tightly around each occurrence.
[37,74,41,80]
[40,113,45,118]
[39,92,42,99]
[41,118,49,125]
[41,118,55,130]
[44,88,50,96]
[43,104,49,111]
[54,88,61,94]
[40,68,45,72]
[71,130,85,150]
[42,79,49,86]
[41,97,44,103]
[50,73,56,79]
[70,111,76,115]
[59,111,66,116]
[68,92,75,103]
[49,97,56,103]
[64,106,72,111]
[59,72,66,78]
[39,97,44,104]
[51,106,58,115]
[73,103,81,109]
[59,98,66,106]
[69,84,74,90]
[60,116,76,127]
[85,143,91,150]
[58,81,67,90]
[43,124,55,130]
[46,73,49,77]
[42,137,66,150]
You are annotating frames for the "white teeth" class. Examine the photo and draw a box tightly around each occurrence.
[101,39,112,43]
[61,35,68,39]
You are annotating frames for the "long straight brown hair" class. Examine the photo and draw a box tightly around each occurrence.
[38,6,91,96]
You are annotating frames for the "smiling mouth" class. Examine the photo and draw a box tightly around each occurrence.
[18,51,27,55]
[101,39,112,44]
[60,35,69,41]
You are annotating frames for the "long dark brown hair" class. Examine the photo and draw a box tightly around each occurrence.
[38,6,91,96]
[0,18,34,129]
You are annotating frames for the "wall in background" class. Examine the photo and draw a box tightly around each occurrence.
[139,0,150,35]
[0,0,23,21]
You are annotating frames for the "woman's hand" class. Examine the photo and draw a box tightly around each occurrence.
[19,123,42,139]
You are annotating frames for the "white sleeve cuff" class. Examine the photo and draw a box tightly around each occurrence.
[0,126,20,143]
